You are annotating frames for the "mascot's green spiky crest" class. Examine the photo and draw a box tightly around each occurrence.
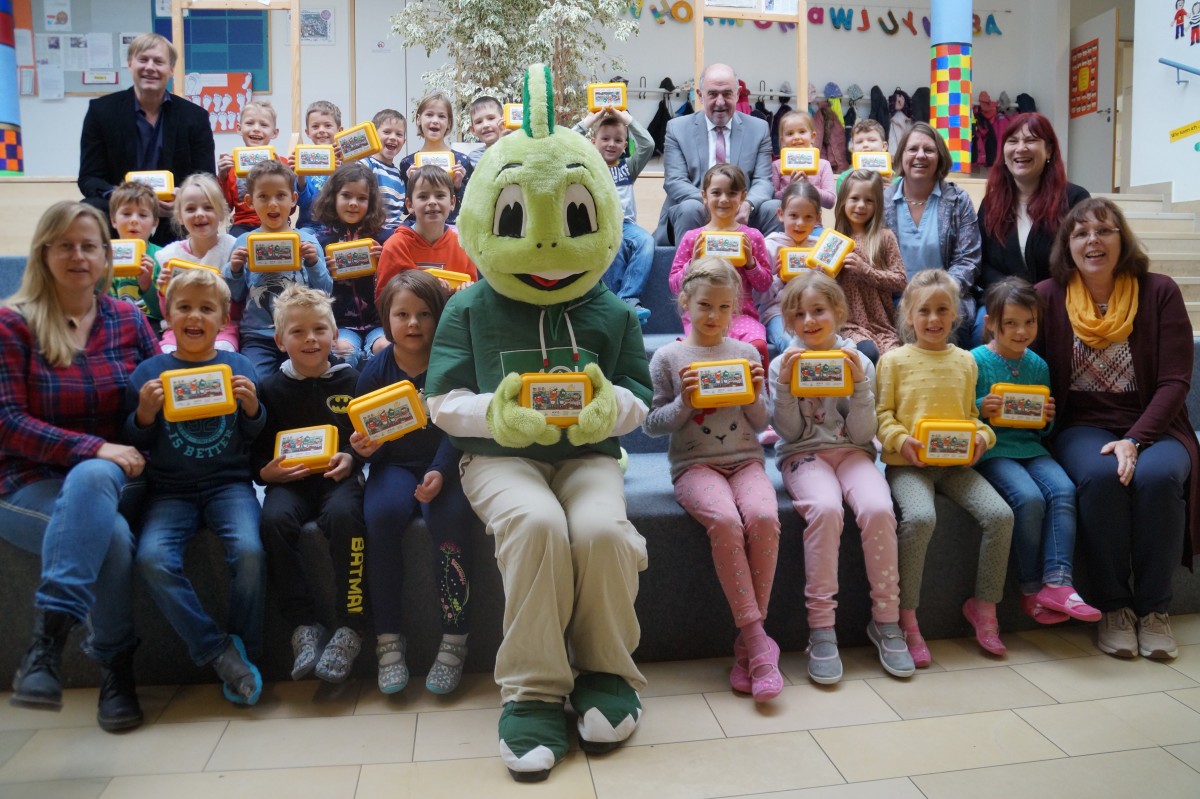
[457,64,623,306]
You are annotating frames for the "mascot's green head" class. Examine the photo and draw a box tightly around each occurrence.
[457,64,623,306]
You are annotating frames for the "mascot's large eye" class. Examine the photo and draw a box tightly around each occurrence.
[562,183,597,238]
[493,184,526,238]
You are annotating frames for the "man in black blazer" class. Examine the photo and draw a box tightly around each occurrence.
[654,63,780,245]
[78,33,215,246]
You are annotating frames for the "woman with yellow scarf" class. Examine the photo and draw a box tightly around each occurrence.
[1035,198,1197,662]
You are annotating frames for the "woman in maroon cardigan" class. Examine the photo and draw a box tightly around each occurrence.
[1035,198,1197,661]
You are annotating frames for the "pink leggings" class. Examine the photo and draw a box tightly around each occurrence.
[674,460,781,626]
[781,448,900,628]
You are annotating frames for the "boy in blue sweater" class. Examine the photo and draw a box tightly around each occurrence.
[225,159,332,380]
[124,268,268,705]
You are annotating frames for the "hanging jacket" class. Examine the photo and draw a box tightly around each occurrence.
[870,86,890,143]
[1016,93,1037,114]
[911,87,930,124]
[813,104,849,173]
[647,77,676,157]
[770,100,792,156]
[736,79,752,115]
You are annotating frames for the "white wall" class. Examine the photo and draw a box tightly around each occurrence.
[1129,1,1200,203]
[1070,0,1133,40]
[14,0,1072,177]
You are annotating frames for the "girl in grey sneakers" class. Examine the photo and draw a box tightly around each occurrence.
[768,272,914,683]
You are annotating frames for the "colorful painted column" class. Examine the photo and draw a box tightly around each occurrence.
[0,0,21,174]
[930,0,972,173]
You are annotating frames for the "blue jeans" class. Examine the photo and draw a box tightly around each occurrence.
[0,459,141,661]
[333,326,388,369]
[764,316,792,358]
[603,221,655,303]
[240,331,284,382]
[1054,425,1189,615]
[975,454,1077,594]
[135,481,265,665]
[964,305,987,350]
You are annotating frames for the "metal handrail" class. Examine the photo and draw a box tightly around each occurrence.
[1159,58,1200,85]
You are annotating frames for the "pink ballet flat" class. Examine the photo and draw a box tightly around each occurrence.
[902,624,932,668]
[730,632,751,694]
[1036,584,1102,622]
[1020,593,1070,625]
[749,637,783,703]
[963,598,1006,656]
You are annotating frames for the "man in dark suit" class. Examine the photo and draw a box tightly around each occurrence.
[78,33,215,246]
[655,63,780,245]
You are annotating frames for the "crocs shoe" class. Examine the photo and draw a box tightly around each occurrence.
[1036,584,1101,623]
[213,635,262,706]
[963,598,1006,656]
[314,627,362,684]
[730,632,751,694]
[498,700,568,782]
[569,672,642,753]
[902,624,932,669]
[1020,594,1070,625]
[867,621,916,678]
[750,637,784,702]
[289,624,326,680]
[806,628,843,685]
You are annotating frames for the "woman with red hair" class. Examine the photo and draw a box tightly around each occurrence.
[969,113,1089,344]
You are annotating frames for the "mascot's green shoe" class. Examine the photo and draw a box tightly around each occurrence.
[569,672,642,753]
[498,700,568,782]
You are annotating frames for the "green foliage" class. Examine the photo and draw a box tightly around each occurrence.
[390,0,637,136]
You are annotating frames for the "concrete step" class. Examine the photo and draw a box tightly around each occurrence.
[1170,276,1200,302]
[1140,232,1200,254]
[1096,192,1167,214]
[1151,252,1200,277]
[1187,303,1200,334]
[1123,212,1197,234]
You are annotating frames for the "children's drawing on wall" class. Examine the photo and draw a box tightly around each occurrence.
[1191,3,1200,45]
[300,9,335,45]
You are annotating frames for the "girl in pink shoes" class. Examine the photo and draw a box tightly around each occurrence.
[644,257,783,701]
[971,279,1100,624]
[876,270,1014,665]
[769,272,913,684]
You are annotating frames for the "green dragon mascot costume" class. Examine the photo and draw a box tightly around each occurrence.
[426,65,652,781]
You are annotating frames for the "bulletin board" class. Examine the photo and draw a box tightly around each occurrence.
[27,0,148,96]
[152,3,271,93]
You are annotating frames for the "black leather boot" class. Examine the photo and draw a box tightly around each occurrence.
[97,645,143,732]
[10,609,78,709]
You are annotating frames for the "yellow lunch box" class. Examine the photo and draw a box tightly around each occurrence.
[325,239,377,280]
[413,151,456,172]
[161,363,237,422]
[292,144,336,176]
[806,229,856,277]
[157,258,220,292]
[503,103,523,130]
[247,231,302,272]
[851,150,893,177]
[989,383,1050,429]
[232,145,276,177]
[124,170,174,201]
[275,424,339,471]
[779,147,820,175]
[520,372,593,427]
[587,82,627,112]
[778,246,813,281]
[423,268,474,291]
[791,351,853,397]
[348,381,428,444]
[691,359,755,408]
[336,121,382,162]
[110,239,145,279]
[699,231,747,267]
[914,419,977,465]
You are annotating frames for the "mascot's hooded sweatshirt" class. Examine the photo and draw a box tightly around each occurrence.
[426,280,652,463]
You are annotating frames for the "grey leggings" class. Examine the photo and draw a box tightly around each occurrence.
[886,464,1014,608]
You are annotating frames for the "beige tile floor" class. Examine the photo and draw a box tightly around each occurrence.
[3,616,1200,798]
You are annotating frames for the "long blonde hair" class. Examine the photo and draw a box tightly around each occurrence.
[897,269,960,344]
[5,202,113,367]
[833,169,885,270]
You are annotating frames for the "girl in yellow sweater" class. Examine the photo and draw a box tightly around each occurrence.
[876,270,1014,666]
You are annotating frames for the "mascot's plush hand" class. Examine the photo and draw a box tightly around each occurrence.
[567,363,617,446]
[487,372,563,448]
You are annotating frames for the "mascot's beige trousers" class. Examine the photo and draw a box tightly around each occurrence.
[460,452,648,704]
